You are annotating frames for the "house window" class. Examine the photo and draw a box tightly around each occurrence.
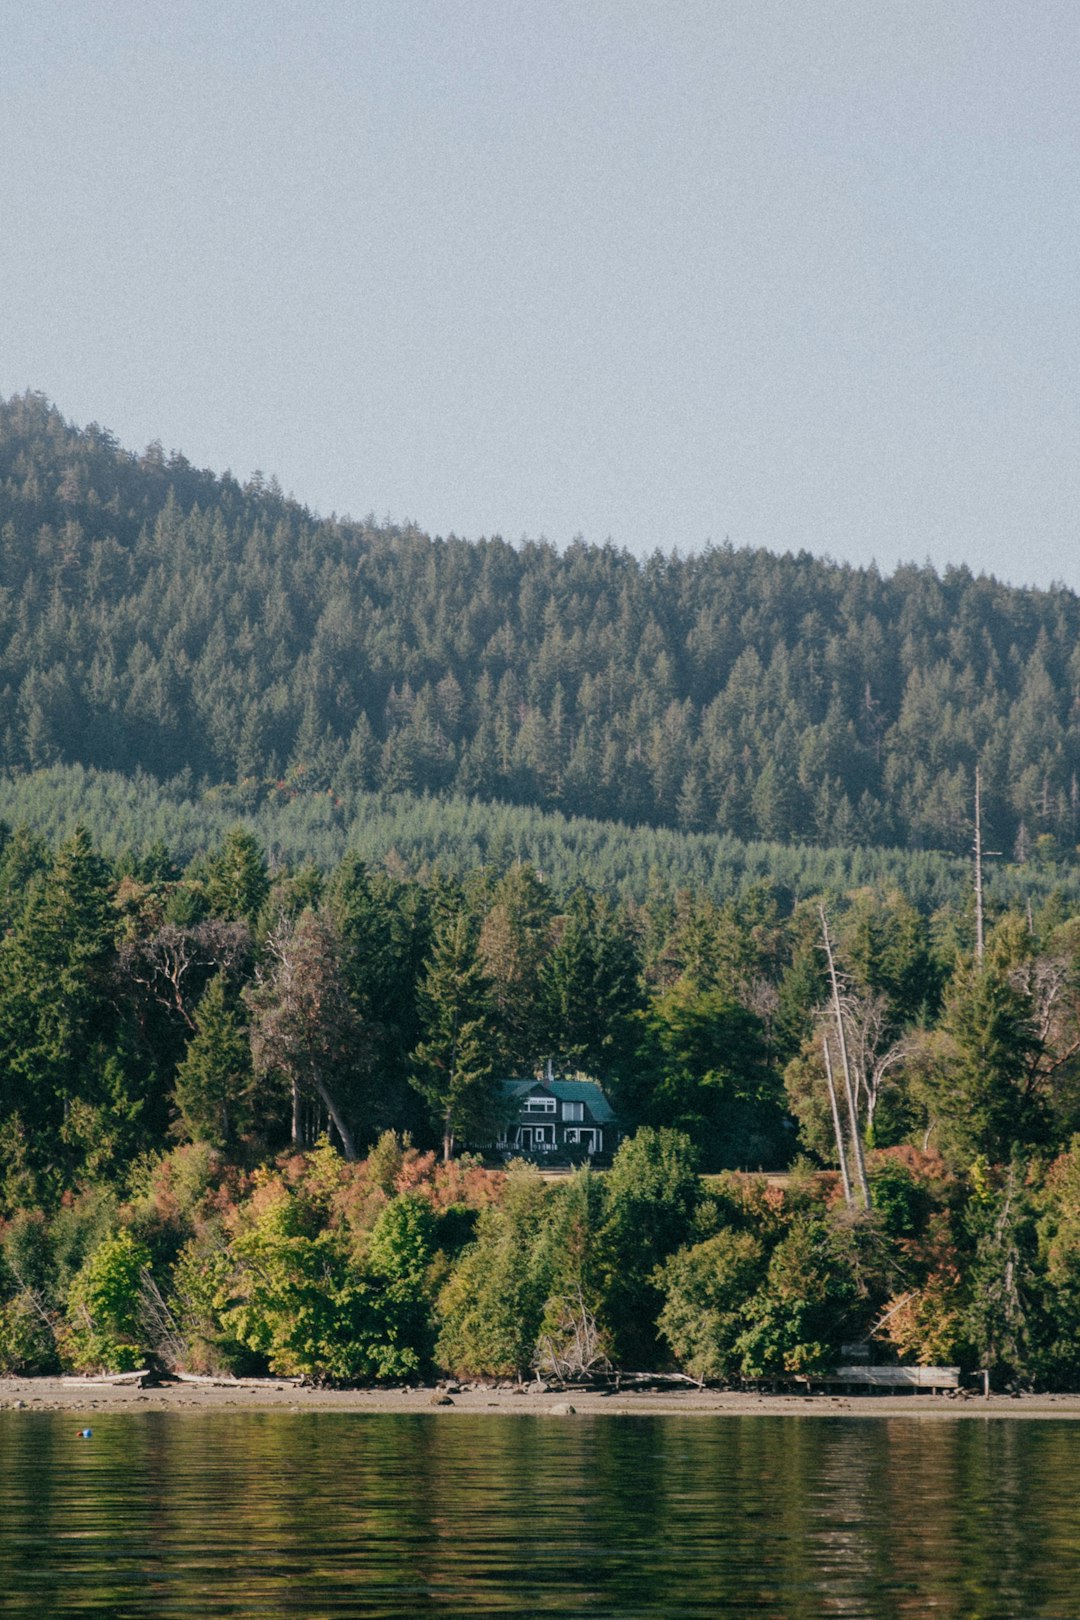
[562,1101,584,1121]
[524,1095,556,1113]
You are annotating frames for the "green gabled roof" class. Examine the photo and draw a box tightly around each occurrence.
[499,1077,616,1124]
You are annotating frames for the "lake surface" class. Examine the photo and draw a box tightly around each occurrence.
[1,1412,1079,1617]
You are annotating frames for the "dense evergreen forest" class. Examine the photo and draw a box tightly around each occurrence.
[4,392,1080,1392]
[5,390,1080,861]
[9,760,1080,915]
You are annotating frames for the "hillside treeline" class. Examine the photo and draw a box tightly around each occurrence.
[9,761,1078,917]
[5,392,1080,858]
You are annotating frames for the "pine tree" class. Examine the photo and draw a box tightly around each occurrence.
[477,863,552,1068]
[325,856,430,1133]
[173,974,253,1149]
[411,912,500,1161]
[925,961,1042,1163]
[539,891,642,1083]
[204,827,270,924]
[0,826,118,1195]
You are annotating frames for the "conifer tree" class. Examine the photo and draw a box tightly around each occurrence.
[0,825,117,1183]
[539,891,642,1083]
[173,974,253,1150]
[326,856,430,1132]
[923,960,1042,1163]
[204,827,269,925]
[411,912,500,1161]
[478,863,552,1068]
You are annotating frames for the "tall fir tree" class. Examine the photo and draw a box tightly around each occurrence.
[538,891,642,1086]
[204,827,270,925]
[173,973,254,1150]
[411,912,500,1161]
[0,826,118,1200]
[478,863,553,1069]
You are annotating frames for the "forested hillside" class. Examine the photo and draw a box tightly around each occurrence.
[5,391,1080,860]
[8,394,1080,1391]
[3,820,1080,1388]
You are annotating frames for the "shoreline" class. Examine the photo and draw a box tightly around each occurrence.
[4,1376,1080,1419]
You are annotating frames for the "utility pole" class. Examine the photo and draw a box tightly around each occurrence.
[972,766,1000,966]
[974,765,985,965]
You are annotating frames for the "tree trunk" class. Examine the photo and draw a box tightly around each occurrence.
[308,1068,358,1161]
[823,1036,854,1207]
[819,905,872,1210]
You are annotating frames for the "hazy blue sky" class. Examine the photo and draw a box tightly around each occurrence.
[2,2,1078,586]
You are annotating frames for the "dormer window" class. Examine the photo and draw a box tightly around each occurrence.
[562,1101,584,1121]
[524,1094,557,1113]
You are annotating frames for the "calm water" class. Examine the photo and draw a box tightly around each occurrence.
[1,1412,1078,1617]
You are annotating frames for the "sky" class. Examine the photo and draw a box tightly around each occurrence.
[2,1,1078,588]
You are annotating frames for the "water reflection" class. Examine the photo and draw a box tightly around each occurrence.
[0,1412,1078,1616]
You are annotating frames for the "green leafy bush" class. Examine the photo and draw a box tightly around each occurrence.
[63,1229,151,1372]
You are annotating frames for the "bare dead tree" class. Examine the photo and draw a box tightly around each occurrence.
[137,1268,188,1371]
[533,1285,612,1384]
[972,766,1001,964]
[822,1033,854,1208]
[835,989,911,1141]
[1009,953,1080,1101]
[819,906,872,1210]
[974,765,986,964]
[118,920,252,1032]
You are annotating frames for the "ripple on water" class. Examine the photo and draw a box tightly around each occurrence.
[0,1412,1078,1617]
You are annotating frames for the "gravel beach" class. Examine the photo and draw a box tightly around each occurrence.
[4,1376,1079,1419]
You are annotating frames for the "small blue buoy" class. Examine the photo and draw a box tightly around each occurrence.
[77,1428,92,1439]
